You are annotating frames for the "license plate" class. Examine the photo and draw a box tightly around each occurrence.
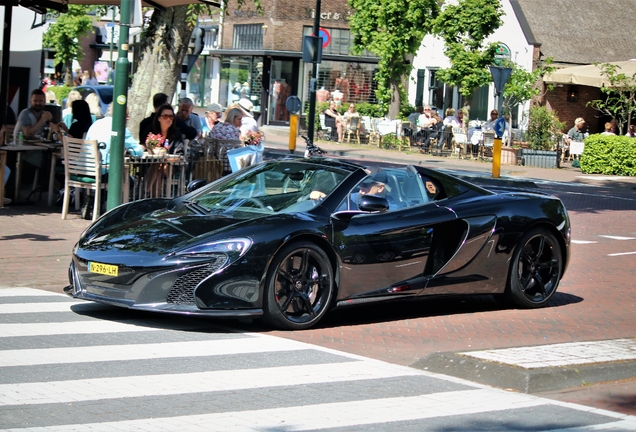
[88,261,119,277]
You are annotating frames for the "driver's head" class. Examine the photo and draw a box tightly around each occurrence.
[359,171,390,197]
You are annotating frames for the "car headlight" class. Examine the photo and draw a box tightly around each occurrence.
[169,238,252,263]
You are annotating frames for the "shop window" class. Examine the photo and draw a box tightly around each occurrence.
[302,27,374,57]
[233,24,263,50]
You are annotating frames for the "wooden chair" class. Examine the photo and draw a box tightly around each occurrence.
[61,136,107,221]
[368,118,381,147]
[3,125,14,145]
[451,127,469,158]
[399,121,413,151]
[344,116,361,145]
[318,114,333,141]
[481,131,495,159]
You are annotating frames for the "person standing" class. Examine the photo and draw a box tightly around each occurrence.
[176,97,202,138]
[567,118,586,141]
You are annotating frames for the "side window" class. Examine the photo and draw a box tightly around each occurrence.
[420,175,445,202]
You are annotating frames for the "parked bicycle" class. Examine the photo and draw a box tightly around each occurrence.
[300,135,327,158]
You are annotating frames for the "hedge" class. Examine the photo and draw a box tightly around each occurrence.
[579,134,636,175]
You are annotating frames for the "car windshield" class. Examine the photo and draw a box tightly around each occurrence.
[96,87,113,104]
[190,160,351,215]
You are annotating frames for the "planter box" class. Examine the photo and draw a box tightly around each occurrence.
[521,149,558,169]
[501,147,519,165]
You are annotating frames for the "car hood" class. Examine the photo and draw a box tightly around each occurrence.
[78,203,260,260]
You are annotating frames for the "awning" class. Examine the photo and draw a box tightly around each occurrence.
[543,60,636,88]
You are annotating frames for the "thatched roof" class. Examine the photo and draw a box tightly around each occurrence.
[511,0,636,65]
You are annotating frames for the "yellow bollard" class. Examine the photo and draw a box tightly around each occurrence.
[289,113,298,153]
[492,137,502,178]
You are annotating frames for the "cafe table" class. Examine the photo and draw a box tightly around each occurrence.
[0,143,49,203]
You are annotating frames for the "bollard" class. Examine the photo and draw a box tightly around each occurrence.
[289,113,298,153]
[492,137,502,178]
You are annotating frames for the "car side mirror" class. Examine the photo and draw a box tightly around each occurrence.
[186,178,207,193]
[358,195,389,212]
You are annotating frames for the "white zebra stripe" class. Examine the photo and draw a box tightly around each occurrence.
[0,320,164,338]
[0,337,310,367]
[0,360,419,406]
[0,287,69,297]
[0,302,91,314]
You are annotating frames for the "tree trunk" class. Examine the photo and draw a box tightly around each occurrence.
[128,6,193,140]
[387,78,401,119]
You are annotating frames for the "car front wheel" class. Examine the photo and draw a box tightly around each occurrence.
[506,227,563,308]
[264,241,334,330]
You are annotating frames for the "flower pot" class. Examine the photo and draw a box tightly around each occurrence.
[500,147,519,165]
[520,149,558,169]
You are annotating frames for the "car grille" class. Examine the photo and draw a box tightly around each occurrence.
[166,256,227,305]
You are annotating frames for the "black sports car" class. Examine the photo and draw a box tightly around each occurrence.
[65,158,571,329]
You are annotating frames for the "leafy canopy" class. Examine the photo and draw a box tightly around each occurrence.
[433,0,503,97]
[587,63,636,135]
[348,0,440,109]
[42,6,95,69]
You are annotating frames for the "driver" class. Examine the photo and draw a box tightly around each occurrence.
[351,171,398,210]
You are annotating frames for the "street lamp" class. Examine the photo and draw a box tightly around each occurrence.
[488,65,512,179]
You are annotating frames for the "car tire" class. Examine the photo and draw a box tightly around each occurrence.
[506,227,563,308]
[263,241,334,330]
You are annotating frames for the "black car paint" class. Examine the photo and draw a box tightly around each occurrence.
[66,159,571,325]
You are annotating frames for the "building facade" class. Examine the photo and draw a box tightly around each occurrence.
[189,0,379,126]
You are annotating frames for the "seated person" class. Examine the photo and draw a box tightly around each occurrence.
[348,171,400,211]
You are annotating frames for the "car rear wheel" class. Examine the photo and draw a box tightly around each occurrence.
[264,241,334,330]
[507,227,563,308]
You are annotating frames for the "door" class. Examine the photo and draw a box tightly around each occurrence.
[268,58,298,125]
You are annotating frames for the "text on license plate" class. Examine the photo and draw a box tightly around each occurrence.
[88,261,119,277]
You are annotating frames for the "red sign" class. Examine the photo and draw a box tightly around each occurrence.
[317,27,331,48]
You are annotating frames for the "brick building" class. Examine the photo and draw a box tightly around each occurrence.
[194,0,378,126]
[513,0,636,134]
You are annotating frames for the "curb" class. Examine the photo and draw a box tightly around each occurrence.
[411,352,636,394]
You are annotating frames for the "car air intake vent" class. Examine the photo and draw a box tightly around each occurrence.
[167,257,226,304]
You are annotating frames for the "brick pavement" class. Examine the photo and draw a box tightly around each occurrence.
[1,131,635,415]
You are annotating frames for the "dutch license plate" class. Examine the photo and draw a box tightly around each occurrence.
[88,261,119,277]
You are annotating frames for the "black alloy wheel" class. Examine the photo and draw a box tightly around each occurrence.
[264,241,334,330]
[507,227,563,308]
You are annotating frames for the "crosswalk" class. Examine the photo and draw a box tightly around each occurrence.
[1,287,636,431]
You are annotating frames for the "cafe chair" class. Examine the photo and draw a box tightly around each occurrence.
[61,136,107,221]
[400,121,414,151]
[318,114,332,141]
[3,125,14,145]
[344,116,361,145]
[368,118,381,147]
[481,131,495,159]
[451,127,469,158]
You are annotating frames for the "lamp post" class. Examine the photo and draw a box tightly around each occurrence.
[305,0,322,147]
[488,65,512,178]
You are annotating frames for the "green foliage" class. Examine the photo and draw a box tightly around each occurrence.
[47,86,73,106]
[348,0,440,115]
[502,58,555,115]
[356,102,385,118]
[42,6,95,79]
[433,0,503,97]
[586,63,636,134]
[579,135,636,175]
[400,103,416,120]
[526,106,565,150]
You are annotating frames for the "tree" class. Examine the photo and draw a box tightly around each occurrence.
[348,0,440,118]
[587,63,636,135]
[433,0,503,99]
[42,5,95,85]
[127,1,259,139]
[501,58,555,116]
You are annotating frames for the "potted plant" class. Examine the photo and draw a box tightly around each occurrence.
[521,106,565,168]
[145,133,165,156]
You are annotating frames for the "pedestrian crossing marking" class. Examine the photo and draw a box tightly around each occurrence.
[599,235,636,240]
[2,287,636,431]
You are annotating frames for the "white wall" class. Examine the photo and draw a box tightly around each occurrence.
[0,6,46,113]
[408,0,534,122]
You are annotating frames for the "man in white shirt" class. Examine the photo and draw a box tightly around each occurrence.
[418,105,436,129]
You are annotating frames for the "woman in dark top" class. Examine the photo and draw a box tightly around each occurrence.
[146,104,184,154]
[54,100,93,139]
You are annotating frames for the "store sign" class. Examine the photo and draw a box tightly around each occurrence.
[494,43,511,66]
[305,8,351,21]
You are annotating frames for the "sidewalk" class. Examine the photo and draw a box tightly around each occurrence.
[2,126,635,415]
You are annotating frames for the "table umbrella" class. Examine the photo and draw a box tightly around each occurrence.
[543,60,636,88]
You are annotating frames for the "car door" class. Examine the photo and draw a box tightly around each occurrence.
[331,168,456,300]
